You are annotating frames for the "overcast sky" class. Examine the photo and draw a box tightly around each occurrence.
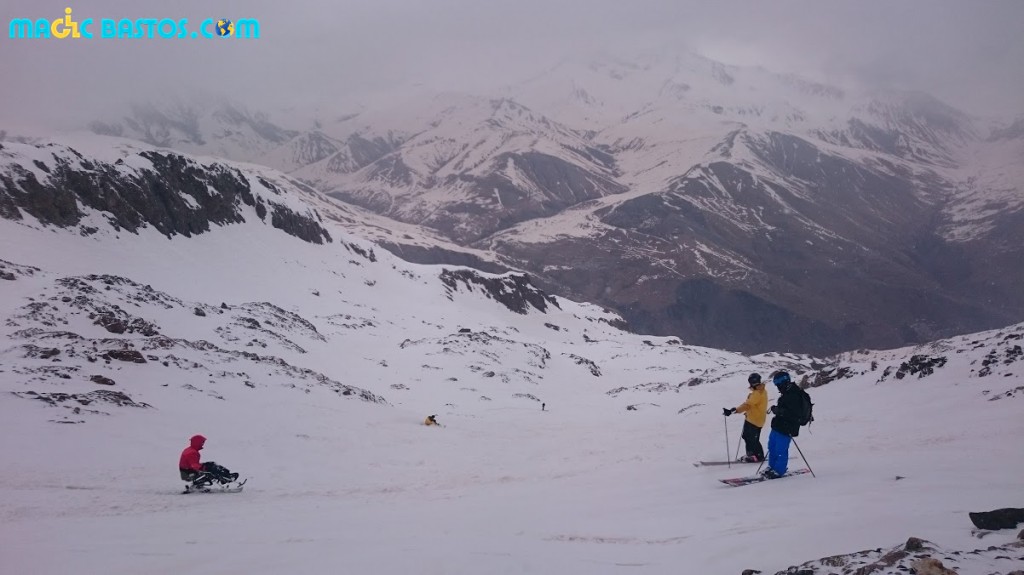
[1,0,1022,131]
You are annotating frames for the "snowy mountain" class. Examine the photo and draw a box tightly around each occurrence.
[485,51,1024,353]
[77,49,1024,354]
[87,98,299,161]
[288,94,627,243]
[1,133,1022,574]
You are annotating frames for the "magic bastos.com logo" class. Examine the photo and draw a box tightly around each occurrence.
[8,7,259,39]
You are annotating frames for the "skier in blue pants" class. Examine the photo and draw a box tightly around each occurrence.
[762,371,803,479]
[766,428,791,477]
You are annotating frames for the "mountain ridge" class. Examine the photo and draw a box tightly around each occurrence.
[17,49,1024,353]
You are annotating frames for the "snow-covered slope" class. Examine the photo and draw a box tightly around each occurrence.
[942,119,1024,241]
[1,137,1023,574]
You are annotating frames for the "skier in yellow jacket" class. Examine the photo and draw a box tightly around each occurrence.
[723,373,768,462]
[424,414,440,426]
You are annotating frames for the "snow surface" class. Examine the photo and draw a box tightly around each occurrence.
[1,209,1022,575]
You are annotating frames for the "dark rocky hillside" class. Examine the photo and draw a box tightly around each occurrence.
[0,142,331,244]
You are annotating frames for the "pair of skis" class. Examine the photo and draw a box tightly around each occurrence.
[718,468,811,487]
[695,459,811,487]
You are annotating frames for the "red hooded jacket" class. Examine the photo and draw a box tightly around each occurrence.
[179,435,206,471]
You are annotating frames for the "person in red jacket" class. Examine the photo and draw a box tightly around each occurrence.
[179,434,238,487]
[179,434,206,477]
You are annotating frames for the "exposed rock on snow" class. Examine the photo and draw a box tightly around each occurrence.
[768,536,1024,575]
[890,354,949,380]
[0,142,331,244]
[2,270,387,420]
[566,353,602,376]
[439,269,560,315]
[13,389,150,410]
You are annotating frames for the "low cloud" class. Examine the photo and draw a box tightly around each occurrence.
[1,0,1021,132]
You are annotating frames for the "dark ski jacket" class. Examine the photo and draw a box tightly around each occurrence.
[179,434,206,472]
[770,383,803,438]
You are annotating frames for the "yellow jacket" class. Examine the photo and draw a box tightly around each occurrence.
[735,384,768,427]
[424,416,439,426]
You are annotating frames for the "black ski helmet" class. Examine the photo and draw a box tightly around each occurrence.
[747,373,762,385]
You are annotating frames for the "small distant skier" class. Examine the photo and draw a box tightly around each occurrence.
[541,403,546,411]
[762,371,802,479]
[179,434,239,488]
[424,414,440,426]
[723,373,767,462]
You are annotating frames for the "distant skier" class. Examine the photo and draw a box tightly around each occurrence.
[424,414,440,426]
[723,373,767,462]
[761,371,807,479]
[541,403,546,411]
[179,434,239,488]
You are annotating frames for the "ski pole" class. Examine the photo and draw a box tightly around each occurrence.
[734,427,743,461]
[724,415,731,469]
[756,452,766,474]
[792,438,815,478]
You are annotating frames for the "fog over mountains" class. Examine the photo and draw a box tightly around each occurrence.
[21,47,1016,354]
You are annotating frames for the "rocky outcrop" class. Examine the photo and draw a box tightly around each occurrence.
[100,349,147,363]
[269,202,331,244]
[765,536,1024,575]
[567,353,602,376]
[0,142,331,245]
[803,366,854,388]
[12,389,151,424]
[883,354,949,380]
[977,333,1024,377]
[439,269,560,315]
[0,259,40,280]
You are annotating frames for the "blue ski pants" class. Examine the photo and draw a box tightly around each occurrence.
[767,429,791,475]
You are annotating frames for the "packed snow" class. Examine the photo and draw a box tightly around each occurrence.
[1,209,1022,575]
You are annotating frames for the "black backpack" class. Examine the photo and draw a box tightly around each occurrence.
[795,387,814,427]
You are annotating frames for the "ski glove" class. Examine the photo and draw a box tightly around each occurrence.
[723,407,736,416]
[769,405,777,414]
